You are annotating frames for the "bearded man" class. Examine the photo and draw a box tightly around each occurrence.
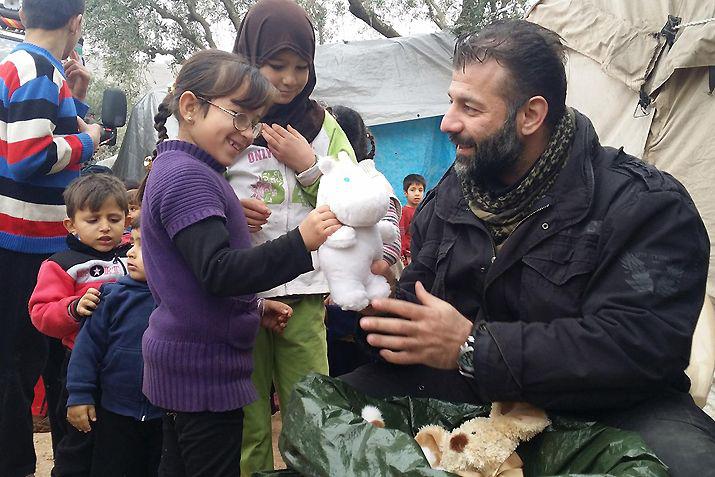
[342,19,715,475]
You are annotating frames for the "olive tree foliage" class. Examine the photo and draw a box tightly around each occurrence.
[82,0,527,110]
[344,0,528,37]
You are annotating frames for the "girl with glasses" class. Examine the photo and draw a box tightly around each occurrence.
[138,49,341,476]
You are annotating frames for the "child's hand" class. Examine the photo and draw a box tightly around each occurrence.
[260,299,293,334]
[78,117,103,151]
[67,404,96,433]
[261,124,316,173]
[298,205,342,251]
[241,198,271,232]
[63,50,91,102]
[76,288,101,317]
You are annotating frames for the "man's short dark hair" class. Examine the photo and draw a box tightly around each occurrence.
[454,20,567,128]
[403,174,426,192]
[22,0,85,30]
[64,173,128,220]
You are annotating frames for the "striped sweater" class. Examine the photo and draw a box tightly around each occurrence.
[0,43,94,254]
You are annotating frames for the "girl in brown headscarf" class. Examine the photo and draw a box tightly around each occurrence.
[226,1,356,474]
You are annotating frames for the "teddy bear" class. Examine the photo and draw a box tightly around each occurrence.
[414,402,550,477]
[316,153,399,311]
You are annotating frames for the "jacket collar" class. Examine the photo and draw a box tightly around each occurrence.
[434,110,597,231]
[65,234,129,260]
[118,275,150,290]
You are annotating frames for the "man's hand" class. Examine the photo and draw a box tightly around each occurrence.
[360,281,473,369]
[76,288,101,317]
[77,117,102,152]
[261,124,316,173]
[241,198,271,232]
[67,404,96,433]
[63,51,91,102]
[260,299,293,334]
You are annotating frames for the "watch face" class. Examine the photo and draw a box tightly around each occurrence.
[458,348,475,378]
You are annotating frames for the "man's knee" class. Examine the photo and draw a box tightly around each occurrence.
[601,393,715,477]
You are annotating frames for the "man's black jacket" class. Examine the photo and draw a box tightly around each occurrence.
[398,111,709,411]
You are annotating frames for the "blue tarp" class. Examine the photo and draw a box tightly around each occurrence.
[371,115,455,204]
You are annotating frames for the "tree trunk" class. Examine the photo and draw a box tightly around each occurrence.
[347,0,401,38]
[423,0,448,30]
[219,0,243,32]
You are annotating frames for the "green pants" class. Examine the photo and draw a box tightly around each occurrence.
[240,295,328,475]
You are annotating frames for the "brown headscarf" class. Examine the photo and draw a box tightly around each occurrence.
[233,0,325,146]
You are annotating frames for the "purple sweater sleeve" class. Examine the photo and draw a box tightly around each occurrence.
[155,161,227,239]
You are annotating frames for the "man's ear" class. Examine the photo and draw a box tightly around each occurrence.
[518,96,549,137]
[125,215,132,228]
[63,218,75,234]
[68,14,83,34]
[178,91,200,124]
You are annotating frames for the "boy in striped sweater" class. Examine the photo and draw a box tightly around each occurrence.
[0,1,102,476]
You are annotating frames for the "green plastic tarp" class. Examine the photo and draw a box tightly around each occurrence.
[255,373,668,477]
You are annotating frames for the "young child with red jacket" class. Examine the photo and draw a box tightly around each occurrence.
[29,172,130,476]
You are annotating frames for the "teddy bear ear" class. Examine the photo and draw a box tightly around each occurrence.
[491,402,550,440]
[318,156,336,175]
[415,425,447,467]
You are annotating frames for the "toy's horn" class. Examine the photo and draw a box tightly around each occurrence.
[318,156,335,175]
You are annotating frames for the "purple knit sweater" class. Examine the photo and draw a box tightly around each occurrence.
[141,140,260,412]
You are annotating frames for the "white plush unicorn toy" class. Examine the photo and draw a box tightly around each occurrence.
[316,152,398,311]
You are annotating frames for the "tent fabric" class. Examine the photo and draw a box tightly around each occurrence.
[528,0,715,295]
[313,32,455,126]
[111,88,178,184]
[526,0,665,92]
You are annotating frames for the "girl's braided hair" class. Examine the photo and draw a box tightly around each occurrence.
[328,105,375,162]
[138,49,275,201]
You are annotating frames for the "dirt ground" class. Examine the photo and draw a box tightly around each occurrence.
[33,413,286,476]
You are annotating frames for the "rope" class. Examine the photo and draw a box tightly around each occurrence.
[674,17,715,29]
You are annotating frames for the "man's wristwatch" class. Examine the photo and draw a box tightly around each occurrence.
[457,334,475,378]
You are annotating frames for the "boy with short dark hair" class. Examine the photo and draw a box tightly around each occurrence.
[29,173,130,476]
[66,217,163,476]
[399,174,426,264]
[0,1,103,475]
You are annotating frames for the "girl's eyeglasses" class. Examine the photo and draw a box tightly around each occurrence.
[197,96,263,139]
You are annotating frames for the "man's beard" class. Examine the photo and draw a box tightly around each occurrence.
[452,109,524,195]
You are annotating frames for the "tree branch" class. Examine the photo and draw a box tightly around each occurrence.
[146,46,186,64]
[186,0,217,48]
[423,0,448,30]
[149,0,206,50]
[219,0,243,32]
[347,0,401,38]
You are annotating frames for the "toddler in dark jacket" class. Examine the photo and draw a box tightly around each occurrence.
[66,219,162,476]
